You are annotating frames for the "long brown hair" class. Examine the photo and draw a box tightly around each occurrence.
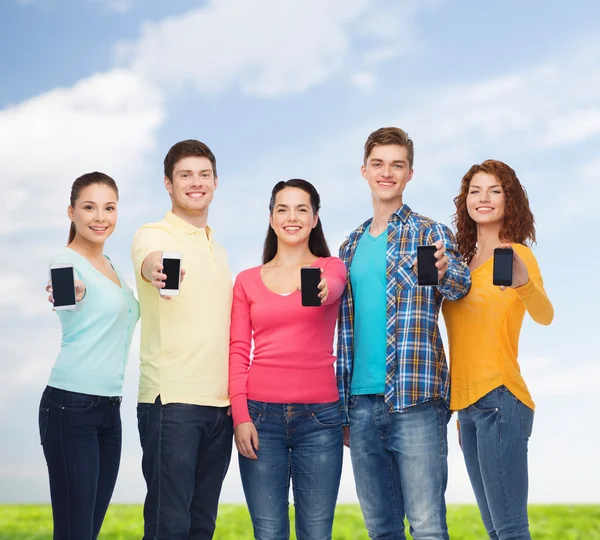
[262,179,331,264]
[68,172,119,243]
[453,160,536,263]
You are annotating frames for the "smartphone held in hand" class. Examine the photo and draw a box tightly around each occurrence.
[417,245,439,286]
[161,252,182,296]
[300,266,321,307]
[50,264,77,310]
[493,247,513,287]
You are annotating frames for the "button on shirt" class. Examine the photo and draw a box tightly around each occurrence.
[48,247,140,397]
[131,211,233,407]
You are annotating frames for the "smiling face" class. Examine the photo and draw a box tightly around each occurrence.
[466,171,506,225]
[68,183,118,244]
[165,155,217,215]
[361,144,414,204]
[269,187,318,248]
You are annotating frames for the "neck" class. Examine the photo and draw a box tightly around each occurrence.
[172,205,208,229]
[269,241,315,267]
[475,221,504,254]
[68,236,105,260]
[370,195,403,236]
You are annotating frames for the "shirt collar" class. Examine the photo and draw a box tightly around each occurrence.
[165,211,213,240]
[391,203,412,223]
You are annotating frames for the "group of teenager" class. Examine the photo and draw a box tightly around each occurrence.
[39,126,554,540]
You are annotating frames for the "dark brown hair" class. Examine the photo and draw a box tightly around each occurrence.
[262,179,331,264]
[68,172,119,243]
[164,139,217,181]
[364,127,414,169]
[453,159,536,263]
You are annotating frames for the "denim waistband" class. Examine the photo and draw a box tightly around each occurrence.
[44,385,122,403]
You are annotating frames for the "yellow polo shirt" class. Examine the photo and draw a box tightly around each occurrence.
[131,211,232,406]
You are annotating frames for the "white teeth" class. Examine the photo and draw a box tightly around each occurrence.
[188,192,205,198]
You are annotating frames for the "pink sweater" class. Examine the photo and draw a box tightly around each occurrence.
[229,257,347,427]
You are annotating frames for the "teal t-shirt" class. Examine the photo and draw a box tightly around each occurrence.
[349,225,387,395]
[48,247,140,396]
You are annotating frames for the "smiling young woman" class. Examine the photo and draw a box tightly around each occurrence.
[229,179,347,539]
[40,172,139,540]
[443,160,553,540]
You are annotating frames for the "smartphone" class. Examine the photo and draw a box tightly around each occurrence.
[161,252,182,296]
[417,245,438,286]
[300,266,321,307]
[50,264,77,310]
[493,247,513,287]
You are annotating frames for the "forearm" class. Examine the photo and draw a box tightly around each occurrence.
[515,278,554,325]
[438,259,471,300]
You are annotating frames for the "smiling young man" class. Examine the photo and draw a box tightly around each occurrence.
[131,140,233,540]
[337,127,471,539]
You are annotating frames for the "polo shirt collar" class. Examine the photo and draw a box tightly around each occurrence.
[165,211,213,240]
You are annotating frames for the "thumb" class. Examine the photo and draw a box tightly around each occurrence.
[252,429,260,451]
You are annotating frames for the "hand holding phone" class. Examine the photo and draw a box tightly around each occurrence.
[417,245,439,286]
[300,267,321,307]
[493,247,513,287]
[49,264,77,310]
[160,252,182,297]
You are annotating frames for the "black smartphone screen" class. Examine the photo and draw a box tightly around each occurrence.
[493,248,513,286]
[162,258,181,290]
[301,267,321,307]
[50,267,76,307]
[417,245,438,286]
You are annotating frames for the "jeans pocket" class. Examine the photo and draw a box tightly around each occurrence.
[514,398,534,439]
[311,403,343,428]
[137,403,152,447]
[247,401,264,426]
[38,407,50,445]
[471,387,501,413]
[63,391,95,412]
[348,395,359,410]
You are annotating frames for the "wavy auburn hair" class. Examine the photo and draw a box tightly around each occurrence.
[453,160,536,263]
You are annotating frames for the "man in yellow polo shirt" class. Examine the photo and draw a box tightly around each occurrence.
[131,140,233,540]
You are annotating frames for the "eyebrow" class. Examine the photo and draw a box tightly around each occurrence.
[370,158,406,164]
[469,184,501,189]
[176,169,213,174]
[275,203,310,208]
[80,200,117,204]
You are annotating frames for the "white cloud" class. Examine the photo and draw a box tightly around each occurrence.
[349,71,376,93]
[115,0,432,98]
[0,69,165,236]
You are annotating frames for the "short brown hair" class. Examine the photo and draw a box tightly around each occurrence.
[364,127,414,169]
[164,139,217,181]
[453,160,536,263]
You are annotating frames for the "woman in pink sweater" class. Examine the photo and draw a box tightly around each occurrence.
[229,179,347,540]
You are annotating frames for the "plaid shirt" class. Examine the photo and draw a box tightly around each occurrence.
[337,204,471,424]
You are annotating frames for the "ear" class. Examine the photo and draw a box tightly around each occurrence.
[214,175,218,191]
[269,212,274,229]
[312,213,319,229]
[407,168,414,183]
[67,205,74,222]
[164,176,174,195]
[361,164,368,181]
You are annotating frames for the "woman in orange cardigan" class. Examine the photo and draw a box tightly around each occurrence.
[443,160,553,540]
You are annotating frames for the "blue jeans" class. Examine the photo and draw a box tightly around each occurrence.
[458,386,534,540]
[39,385,122,540]
[137,396,233,540]
[239,400,344,540]
[349,395,451,540]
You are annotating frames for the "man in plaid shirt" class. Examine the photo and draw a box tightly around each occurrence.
[337,127,471,539]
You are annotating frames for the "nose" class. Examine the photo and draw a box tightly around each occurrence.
[382,165,393,177]
[94,208,106,222]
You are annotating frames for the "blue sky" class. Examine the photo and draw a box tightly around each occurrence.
[1,0,598,504]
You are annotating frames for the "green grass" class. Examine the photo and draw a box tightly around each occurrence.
[0,504,598,539]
